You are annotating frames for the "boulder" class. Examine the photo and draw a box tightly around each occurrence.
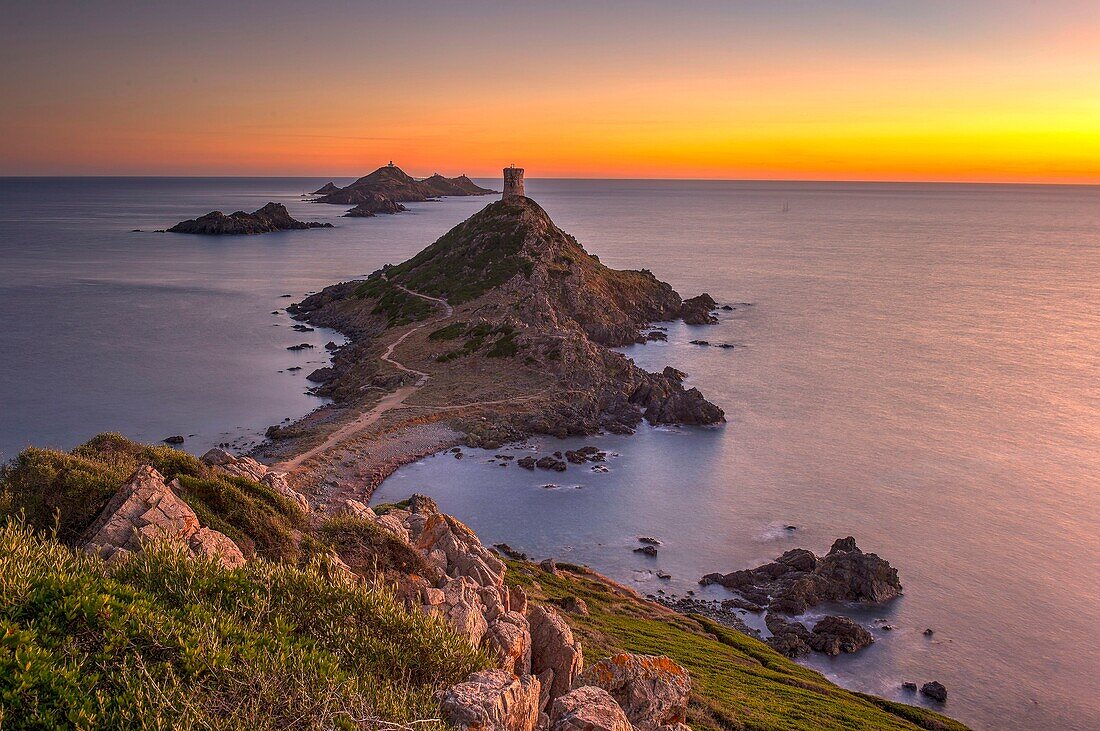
[440,669,541,731]
[485,611,532,675]
[81,466,244,568]
[529,604,583,705]
[549,686,632,731]
[764,614,812,658]
[438,575,489,647]
[808,616,874,656]
[921,681,948,702]
[700,537,901,614]
[578,654,690,730]
[679,293,718,325]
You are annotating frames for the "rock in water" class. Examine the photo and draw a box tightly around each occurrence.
[168,202,332,235]
[679,293,719,324]
[921,681,948,702]
[808,616,874,655]
[342,191,406,217]
[315,164,495,205]
[700,536,901,614]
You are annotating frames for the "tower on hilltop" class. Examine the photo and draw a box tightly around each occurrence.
[502,165,525,199]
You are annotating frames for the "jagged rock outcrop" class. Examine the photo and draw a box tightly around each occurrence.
[550,686,633,731]
[766,614,873,657]
[315,164,495,205]
[312,182,340,195]
[700,537,902,614]
[201,448,309,512]
[807,615,874,656]
[342,191,406,217]
[679,293,718,325]
[486,611,533,675]
[167,203,332,235]
[80,465,244,568]
[440,669,541,731]
[579,654,691,731]
[529,604,584,706]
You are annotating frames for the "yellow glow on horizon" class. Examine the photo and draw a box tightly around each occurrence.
[2,3,1100,182]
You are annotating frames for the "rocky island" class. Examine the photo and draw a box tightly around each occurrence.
[167,202,332,235]
[312,163,495,208]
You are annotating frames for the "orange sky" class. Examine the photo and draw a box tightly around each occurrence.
[2,1,1099,182]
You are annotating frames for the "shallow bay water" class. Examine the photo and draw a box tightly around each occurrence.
[2,177,1099,730]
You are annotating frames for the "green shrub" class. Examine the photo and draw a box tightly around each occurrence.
[0,435,306,561]
[0,521,488,730]
[427,322,467,341]
[316,516,429,576]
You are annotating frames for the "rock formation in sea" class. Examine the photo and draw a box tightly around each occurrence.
[700,536,902,614]
[341,191,406,217]
[167,202,333,235]
[288,192,724,442]
[313,163,495,206]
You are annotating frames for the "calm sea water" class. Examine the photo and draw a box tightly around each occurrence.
[2,178,1098,730]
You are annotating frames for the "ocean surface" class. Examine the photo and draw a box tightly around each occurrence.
[2,177,1099,730]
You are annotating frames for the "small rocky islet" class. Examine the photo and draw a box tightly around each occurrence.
[167,202,332,235]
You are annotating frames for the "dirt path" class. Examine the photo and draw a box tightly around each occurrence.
[275,285,452,472]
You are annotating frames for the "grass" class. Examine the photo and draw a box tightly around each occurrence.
[0,434,307,561]
[315,516,428,577]
[427,322,467,341]
[352,278,436,326]
[507,561,969,731]
[0,521,488,730]
[383,201,535,304]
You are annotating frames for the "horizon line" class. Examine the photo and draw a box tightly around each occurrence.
[2,173,1100,188]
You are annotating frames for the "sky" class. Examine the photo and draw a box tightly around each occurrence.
[1,0,1099,182]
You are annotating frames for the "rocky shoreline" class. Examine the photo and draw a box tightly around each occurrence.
[167,202,332,235]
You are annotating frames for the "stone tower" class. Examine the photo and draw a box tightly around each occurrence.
[502,165,525,199]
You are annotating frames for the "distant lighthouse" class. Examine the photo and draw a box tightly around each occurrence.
[502,165,525,199]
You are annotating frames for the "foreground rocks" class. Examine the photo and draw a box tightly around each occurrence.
[580,654,691,731]
[440,670,541,731]
[701,537,902,614]
[80,465,244,568]
[550,686,632,731]
[167,202,332,235]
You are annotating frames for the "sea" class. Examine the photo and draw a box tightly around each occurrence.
[1,177,1098,731]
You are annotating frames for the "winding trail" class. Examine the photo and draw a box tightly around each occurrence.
[275,284,452,472]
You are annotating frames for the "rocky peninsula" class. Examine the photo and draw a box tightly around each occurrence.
[256,187,724,505]
[167,202,332,235]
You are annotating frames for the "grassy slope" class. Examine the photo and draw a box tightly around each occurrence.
[508,561,968,731]
[0,522,488,731]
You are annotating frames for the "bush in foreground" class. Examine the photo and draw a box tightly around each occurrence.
[0,521,489,730]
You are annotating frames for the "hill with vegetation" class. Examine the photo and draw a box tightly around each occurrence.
[0,435,968,730]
